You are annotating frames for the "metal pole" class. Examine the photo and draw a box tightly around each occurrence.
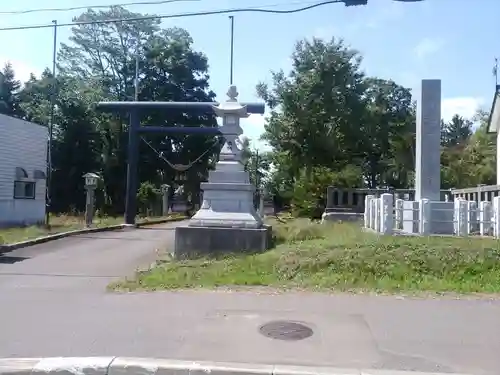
[134,36,140,100]
[45,19,57,228]
[125,109,140,225]
[229,15,234,85]
[254,149,259,189]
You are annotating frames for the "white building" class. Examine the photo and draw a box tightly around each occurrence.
[0,114,48,227]
[487,84,500,184]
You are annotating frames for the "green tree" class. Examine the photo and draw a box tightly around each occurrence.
[52,6,218,214]
[291,165,363,218]
[256,37,366,176]
[441,114,472,147]
[360,78,415,188]
[20,72,101,212]
[264,150,296,209]
[440,111,495,188]
[257,36,418,214]
[241,137,271,191]
[0,63,23,117]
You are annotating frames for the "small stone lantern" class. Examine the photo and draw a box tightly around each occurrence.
[83,172,100,227]
[161,184,170,216]
[84,173,99,188]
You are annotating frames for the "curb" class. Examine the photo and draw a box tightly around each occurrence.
[0,216,187,254]
[0,357,473,375]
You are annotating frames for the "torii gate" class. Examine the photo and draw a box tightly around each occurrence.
[97,93,265,225]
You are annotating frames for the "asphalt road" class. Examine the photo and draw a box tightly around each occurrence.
[0,222,180,291]
[0,221,499,375]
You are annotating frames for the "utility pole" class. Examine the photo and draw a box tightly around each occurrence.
[134,34,140,100]
[229,15,234,85]
[45,19,57,228]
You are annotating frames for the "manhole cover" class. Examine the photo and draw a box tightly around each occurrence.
[259,320,313,341]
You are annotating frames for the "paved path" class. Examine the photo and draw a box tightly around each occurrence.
[0,221,180,291]
[1,222,499,375]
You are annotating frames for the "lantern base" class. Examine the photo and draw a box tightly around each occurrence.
[174,224,272,259]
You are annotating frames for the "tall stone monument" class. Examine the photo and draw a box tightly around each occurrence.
[415,79,441,201]
[174,86,272,258]
[402,79,454,235]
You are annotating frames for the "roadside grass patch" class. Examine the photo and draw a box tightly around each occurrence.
[110,217,500,294]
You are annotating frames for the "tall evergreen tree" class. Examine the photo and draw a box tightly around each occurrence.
[0,62,22,117]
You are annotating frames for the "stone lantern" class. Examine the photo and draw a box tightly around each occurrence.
[174,85,271,258]
[188,85,262,228]
[84,173,99,188]
[83,172,100,227]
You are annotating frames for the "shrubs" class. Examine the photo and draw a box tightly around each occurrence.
[271,216,328,243]
[290,165,363,218]
[136,181,162,216]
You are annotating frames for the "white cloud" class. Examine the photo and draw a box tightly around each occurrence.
[441,97,485,123]
[241,114,271,151]
[241,114,265,135]
[0,57,41,83]
[395,75,483,123]
[413,37,445,60]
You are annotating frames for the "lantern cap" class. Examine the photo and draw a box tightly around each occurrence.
[83,172,100,186]
[213,85,248,118]
[83,172,100,178]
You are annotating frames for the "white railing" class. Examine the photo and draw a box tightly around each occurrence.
[451,185,500,203]
[326,187,452,214]
[364,194,393,234]
[364,194,500,237]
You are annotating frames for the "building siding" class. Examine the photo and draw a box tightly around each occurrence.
[0,114,48,227]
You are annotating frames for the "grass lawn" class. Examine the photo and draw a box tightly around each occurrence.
[111,215,500,294]
[0,214,184,245]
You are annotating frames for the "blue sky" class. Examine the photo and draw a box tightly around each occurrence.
[0,0,498,150]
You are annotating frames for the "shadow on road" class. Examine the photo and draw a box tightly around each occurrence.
[0,255,29,264]
[75,234,153,241]
[136,227,176,231]
[0,272,120,278]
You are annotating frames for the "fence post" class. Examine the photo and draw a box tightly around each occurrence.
[456,199,468,236]
[380,193,393,234]
[467,201,478,234]
[479,201,492,236]
[395,198,403,230]
[419,199,430,235]
[374,198,381,232]
[453,198,460,235]
[493,197,500,238]
[364,195,374,229]
[370,198,376,230]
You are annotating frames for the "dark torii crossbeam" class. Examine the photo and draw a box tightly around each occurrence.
[97,100,265,225]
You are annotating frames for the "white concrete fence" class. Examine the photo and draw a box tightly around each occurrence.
[364,194,500,237]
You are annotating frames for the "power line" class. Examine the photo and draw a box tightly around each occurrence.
[0,0,199,15]
[0,0,342,31]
